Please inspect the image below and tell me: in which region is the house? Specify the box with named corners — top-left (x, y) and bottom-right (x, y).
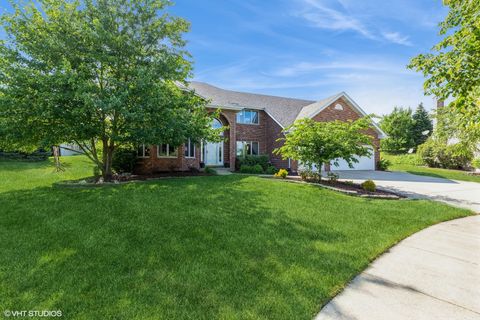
top-left (135, 81), bottom-right (386, 173)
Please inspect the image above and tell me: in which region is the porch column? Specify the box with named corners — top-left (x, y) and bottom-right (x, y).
top-left (229, 113), bottom-right (236, 171)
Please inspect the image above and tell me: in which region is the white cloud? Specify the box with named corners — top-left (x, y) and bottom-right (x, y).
top-left (296, 0), bottom-right (414, 46)
top-left (382, 31), bottom-right (412, 46)
top-left (298, 0), bottom-right (375, 39)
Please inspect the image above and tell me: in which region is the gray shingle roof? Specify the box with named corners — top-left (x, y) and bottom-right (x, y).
top-left (189, 81), bottom-right (316, 127)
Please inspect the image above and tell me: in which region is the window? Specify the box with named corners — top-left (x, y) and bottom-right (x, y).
top-left (184, 139), bottom-right (195, 158)
top-left (137, 144), bottom-right (151, 158)
top-left (236, 141), bottom-right (259, 157)
top-left (236, 109), bottom-right (259, 124)
top-left (157, 144), bottom-right (178, 158)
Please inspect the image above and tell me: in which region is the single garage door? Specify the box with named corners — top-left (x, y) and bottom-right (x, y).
top-left (331, 147), bottom-right (375, 171)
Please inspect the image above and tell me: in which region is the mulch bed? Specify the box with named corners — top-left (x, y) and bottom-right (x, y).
top-left (266, 176), bottom-right (405, 199)
top-left (55, 171), bottom-right (214, 187)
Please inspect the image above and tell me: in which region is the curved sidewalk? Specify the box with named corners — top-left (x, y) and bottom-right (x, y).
top-left (315, 215), bottom-right (480, 320)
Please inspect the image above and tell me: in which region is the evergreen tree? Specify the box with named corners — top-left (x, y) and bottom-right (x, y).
top-left (412, 103), bottom-right (433, 147)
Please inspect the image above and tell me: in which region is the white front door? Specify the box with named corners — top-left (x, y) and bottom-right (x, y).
top-left (205, 142), bottom-right (223, 166)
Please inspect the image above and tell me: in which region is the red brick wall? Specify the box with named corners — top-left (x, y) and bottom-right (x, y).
top-left (311, 97), bottom-right (381, 169)
top-left (235, 111), bottom-right (268, 154)
top-left (135, 144), bottom-right (201, 174)
top-left (265, 115), bottom-right (290, 169)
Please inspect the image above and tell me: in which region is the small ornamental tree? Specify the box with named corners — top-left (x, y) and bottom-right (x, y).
top-left (274, 117), bottom-right (374, 171)
top-left (0, 0), bottom-right (220, 180)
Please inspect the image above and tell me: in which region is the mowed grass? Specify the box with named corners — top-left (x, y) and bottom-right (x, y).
top-left (0, 157), bottom-right (471, 319)
top-left (383, 153), bottom-right (480, 183)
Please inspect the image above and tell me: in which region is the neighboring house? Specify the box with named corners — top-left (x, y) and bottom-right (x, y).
top-left (136, 81), bottom-right (386, 173)
top-left (59, 143), bottom-right (83, 156)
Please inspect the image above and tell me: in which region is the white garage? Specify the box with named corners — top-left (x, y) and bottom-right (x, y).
top-left (299, 147), bottom-right (376, 171)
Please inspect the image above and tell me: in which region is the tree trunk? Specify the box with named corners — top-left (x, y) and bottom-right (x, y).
top-left (52, 146), bottom-right (64, 172)
top-left (101, 139), bottom-right (114, 182)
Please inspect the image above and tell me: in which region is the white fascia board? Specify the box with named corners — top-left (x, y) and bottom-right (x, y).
top-left (263, 109), bottom-right (285, 129)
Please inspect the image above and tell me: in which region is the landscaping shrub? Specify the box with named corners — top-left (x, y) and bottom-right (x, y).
top-left (239, 165), bottom-right (253, 173)
top-left (236, 155), bottom-right (269, 171)
top-left (361, 179), bottom-right (376, 192)
top-left (204, 167), bottom-right (217, 175)
top-left (239, 164), bottom-right (263, 174)
top-left (377, 158), bottom-right (391, 171)
top-left (417, 139), bottom-right (473, 169)
top-left (274, 168), bottom-right (288, 179)
top-left (0, 149), bottom-right (51, 161)
top-left (326, 171), bottom-right (339, 183)
top-left (299, 168), bottom-right (321, 182)
top-left (265, 166), bottom-right (278, 175)
top-left (472, 158), bottom-right (480, 171)
top-left (112, 148), bottom-right (137, 173)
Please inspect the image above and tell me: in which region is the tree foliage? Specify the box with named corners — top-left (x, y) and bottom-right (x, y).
top-left (408, 0), bottom-right (480, 148)
top-left (274, 118), bottom-right (374, 170)
top-left (0, 0), bottom-right (219, 179)
top-left (412, 103), bottom-right (433, 147)
top-left (379, 107), bottom-right (415, 153)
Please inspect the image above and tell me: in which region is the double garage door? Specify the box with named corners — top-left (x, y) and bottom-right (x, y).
top-left (302, 147), bottom-right (375, 171)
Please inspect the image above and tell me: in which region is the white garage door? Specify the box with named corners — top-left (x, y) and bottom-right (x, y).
top-left (331, 148), bottom-right (375, 171)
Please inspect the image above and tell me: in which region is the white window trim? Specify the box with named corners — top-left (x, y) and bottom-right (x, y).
top-left (157, 144), bottom-right (178, 158)
top-left (137, 144), bottom-right (150, 158)
top-left (237, 109), bottom-right (260, 125)
top-left (185, 139), bottom-right (195, 159)
top-left (237, 141), bottom-right (260, 157)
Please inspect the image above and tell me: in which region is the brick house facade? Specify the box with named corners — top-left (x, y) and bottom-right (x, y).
top-left (135, 82), bottom-right (385, 174)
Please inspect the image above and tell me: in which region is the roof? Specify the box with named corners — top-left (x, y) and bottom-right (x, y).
top-left (188, 81), bottom-right (386, 138)
top-left (189, 81), bottom-right (314, 127)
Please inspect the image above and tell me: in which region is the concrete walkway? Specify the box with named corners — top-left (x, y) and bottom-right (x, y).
top-left (315, 215), bottom-right (480, 320)
top-left (315, 171), bottom-right (480, 320)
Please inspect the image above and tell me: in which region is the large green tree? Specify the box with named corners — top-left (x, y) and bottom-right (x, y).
top-left (379, 107), bottom-right (415, 153)
top-left (412, 103), bottom-right (433, 147)
top-left (0, 0), bottom-right (218, 180)
top-left (274, 118), bottom-right (374, 170)
top-left (408, 0), bottom-right (480, 149)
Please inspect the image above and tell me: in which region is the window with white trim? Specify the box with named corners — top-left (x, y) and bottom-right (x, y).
top-left (184, 139), bottom-right (195, 158)
top-left (157, 144), bottom-right (178, 158)
top-left (236, 141), bottom-right (259, 157)
top-left (236, 109), bottom-right (259, 124)
top-left (137, 144), bottom-right (151, 158)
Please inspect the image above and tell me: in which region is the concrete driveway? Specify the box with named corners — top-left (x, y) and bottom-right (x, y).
top-left (315, 171), bottom-right (480, 320)
top-left (334, 170), bottom-right (480, 212)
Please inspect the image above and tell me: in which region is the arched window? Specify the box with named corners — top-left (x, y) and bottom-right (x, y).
top-left (212, 118), bottom-right (224, 136)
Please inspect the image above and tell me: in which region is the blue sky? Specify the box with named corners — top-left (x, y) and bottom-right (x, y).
top-left (0, 0), bottom-right (447, 115)
top-left (168, 0), bottom-right (447, 115)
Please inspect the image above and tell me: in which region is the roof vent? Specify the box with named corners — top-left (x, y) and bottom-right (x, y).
top-left (334, 103), bottom-right (344, 111)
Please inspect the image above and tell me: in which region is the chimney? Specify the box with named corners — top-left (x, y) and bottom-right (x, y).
top-left (436, 99), bottom-right (444, 109)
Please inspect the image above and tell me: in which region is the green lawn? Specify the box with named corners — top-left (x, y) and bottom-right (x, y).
top-left (0, 157), bottom-right (471, 319)
top-left (383, 153), bottom-right (480, 183)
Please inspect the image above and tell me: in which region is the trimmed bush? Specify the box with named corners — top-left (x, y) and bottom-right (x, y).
top-left (204, 167), bottom-right (217, 175)
top-left (112, 148), bottom-right (137, 173)
top-left (265, 166), bottom-right (278, 175)
top-left (377, 158), bottom-right (391, 171)
top-left (361, 179), bottom-right (376, 192)
top-left (239, 164), bottom-right (263, 174)
top-left (417, 139), bottom-right (473, 169)
top-left (236, 155), bottom-right (269, 171)
top-left (274, 169), bottom-right (288, 179)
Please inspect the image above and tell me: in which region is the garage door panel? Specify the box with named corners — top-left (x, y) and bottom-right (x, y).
top-left (331, 148), bottom-right (375, 171)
